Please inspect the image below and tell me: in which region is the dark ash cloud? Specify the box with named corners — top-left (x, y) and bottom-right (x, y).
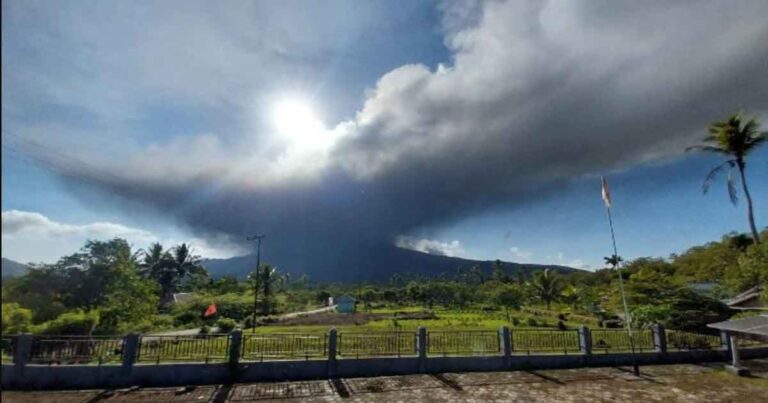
top-left (7, 1), bottom-right (768, 276)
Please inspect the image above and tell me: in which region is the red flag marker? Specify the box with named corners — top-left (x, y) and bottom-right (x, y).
top-left (204, 303), bottom-right (217, 318)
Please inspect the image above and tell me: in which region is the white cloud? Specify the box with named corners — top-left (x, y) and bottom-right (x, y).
top-left (546, 252), bottom-right (590, 270)
top-left (2, 210), bottom-right (156, 242)
top-left (509, 246), bottom-right (533, 262)
top-left (395, 236), bottom-right (465, 257)
top-left (1, 210), bottom-right (246, 263)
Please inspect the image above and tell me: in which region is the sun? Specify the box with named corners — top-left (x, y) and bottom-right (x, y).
top-left (273, 99), bottom-right (324, 144)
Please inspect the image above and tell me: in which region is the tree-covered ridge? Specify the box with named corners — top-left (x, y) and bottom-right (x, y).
top-left (2, 228), bottom-right (765, 336)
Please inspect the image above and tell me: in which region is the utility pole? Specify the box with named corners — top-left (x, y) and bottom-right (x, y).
top-left (247, 234), bottom-right (265, 334)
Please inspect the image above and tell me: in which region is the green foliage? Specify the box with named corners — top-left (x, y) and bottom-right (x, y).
top-left (152, 315), bottom-right (174, 330)
top-left (688, 112), bottom-right (765, 243)
top-left (673, 234), bottom-right (746, 281)
top-left (34, 310), bottom-right (100, 335)
top-left (199, 324), bottom-right (210, 335)
top-left (140, 243), bottom-right (209, 304)
top-left (215, 318), bottom-right (237, 333)
top-left (662, 290), bottom-right (731, 330)
top-left (176, 293), bottom-right (253, 322)
top-left (97, 250), bottom-right (158, 334)
top-left (725, 240), bottom-right (768, 293)
top-left (531, 269), bottom-right (563, 309)
top-left (205, 276), bottom-right (246, 294)
top-left (2, 270), bottom-right (68, 323)
top-left (491, 260), bottom-right (507, 282)
top-left (630, 304), bottom-right (673, 328)
top-left (248, 264), bottom-right (284, 315)
top-left (493, 284), bottom-right (525, 311)
top-left (173, 311), bottom-right (201, 327)
top-left (1, 303), bottom-right (33, 334)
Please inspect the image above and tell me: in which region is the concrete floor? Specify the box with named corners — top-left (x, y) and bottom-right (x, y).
top-left (3, 359), bottom-right (767, 402)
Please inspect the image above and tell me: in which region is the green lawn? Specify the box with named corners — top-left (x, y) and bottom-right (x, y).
top-left (246, 305), bottom-right (596, 334)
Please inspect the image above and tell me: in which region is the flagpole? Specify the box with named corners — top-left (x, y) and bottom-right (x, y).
top-left (602, 178), bottom-right (640, 377)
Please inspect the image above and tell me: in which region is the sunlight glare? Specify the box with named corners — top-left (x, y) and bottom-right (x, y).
top-left (273, 99), bottom-right (325, 147)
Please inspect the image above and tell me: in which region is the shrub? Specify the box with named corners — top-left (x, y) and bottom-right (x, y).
top-left (243, 316), bottom-right (257, 329)
top-left (511, 317), bottom-right (521, 326)
top-left (603, 319), bottom-right (622, 328)
top-left (1, 303), bottom-right (33, 334)
top-left (525, 317), bottom-right (538, 327)
top-left (216, 318), bottom-right (237, 333)
top-left (152, 315), bottom-right (174, 330)
top-left (199, 324), bottom-right (210, 335)
top-left (176, 293), bottom-right (253, 321)
top-left (34, 310), bottom-right (100, 335)
top-left (173, 311), bottom-right (200, 327)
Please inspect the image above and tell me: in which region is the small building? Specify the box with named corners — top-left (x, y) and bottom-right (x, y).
top-left (335, 295), bottom-right (356, 313)
top-left (708, 314), bottom-right (768, 376)
top-left (727, 286), bottom-right (767, 311)
top-left (172, 292), bottom-right (195, 305)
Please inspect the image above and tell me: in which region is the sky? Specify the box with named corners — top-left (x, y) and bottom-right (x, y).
top-left (2, 0), bottom-right (767, 271)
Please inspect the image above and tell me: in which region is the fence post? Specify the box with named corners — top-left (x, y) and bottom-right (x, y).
top-left (652, 324), bottom-right (667, 354)
top-left (121, 333), bottom-right (139, 370)
top-left (500, 326), bottom-right (511, 367)
top-left (578, 326), bottom-right (592, 355)
top-left (229, 329), bottom-right (242, 371)
top-left (13, 334), bottom-right (33, 368)
top-left (417, 327), bottom-right (427, 373)
top-left (327, 328), bottom-right (338, 378)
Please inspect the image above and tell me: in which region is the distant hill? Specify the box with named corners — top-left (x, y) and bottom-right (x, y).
top-left (202, 245), bottom-right (580, 282)
top-left (1, 258), bottom-right (29, 278)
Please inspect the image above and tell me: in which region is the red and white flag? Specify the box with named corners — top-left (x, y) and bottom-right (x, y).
top-left (204, 303), bottom-right (217, 318)
top-left (601, 176), bottom-right (612, 208)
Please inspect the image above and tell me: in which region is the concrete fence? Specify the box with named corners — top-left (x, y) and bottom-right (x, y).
top-left (3, 325), bottom-right (767, 390)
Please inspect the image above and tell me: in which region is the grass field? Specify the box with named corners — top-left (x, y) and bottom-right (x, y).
top-left (245, 304), bottom-right (593, 334)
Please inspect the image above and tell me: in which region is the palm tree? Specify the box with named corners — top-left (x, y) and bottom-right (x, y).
top-left (531, 269), bottom-right (562, 309)
top-left (144, 243), bottom-right (207, 304)
top-left (687, 112), bottom-right (766, 244)
top-left (603, 254), bottom-right (623, 269)
top-left (561, 285), bottom-right (582, 310)
top-left (259, 264), bottom-right (281, 315)
top-left (140, 243), bottom-right (173, 301)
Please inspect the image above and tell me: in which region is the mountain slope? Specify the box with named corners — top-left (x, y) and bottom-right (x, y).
top-left (202, 246), bottom-right (579, 282)
top-left (1, 257), bottom-right (29, 278)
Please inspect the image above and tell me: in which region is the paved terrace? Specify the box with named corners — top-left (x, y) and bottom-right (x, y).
top-left (3, 359), bottom-right (767, 402)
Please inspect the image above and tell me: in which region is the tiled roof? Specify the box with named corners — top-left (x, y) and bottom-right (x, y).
top-left (726, 285), bottom-right (764, 306)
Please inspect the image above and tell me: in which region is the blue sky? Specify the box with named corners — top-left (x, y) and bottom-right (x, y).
top-left (2, 1), bottom-right (767, 270)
